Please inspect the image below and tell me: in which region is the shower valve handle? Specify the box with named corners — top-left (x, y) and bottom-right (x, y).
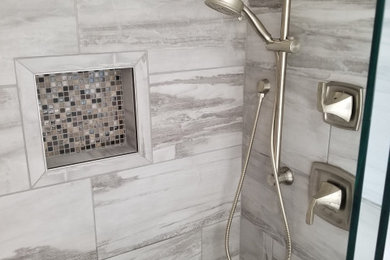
top-left (306, 182), bottom-right (342, 225)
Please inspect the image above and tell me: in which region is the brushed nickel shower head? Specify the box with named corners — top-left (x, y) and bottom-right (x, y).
top-left (204, 0), bottom-right (274, 44)
top-left (204, 0), bottom-right (244, 17)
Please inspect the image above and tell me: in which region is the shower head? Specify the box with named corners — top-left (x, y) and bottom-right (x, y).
top-left (204, 0), bottom-right (274, 44)
top-left (204, 0), bottom-right (244, 17)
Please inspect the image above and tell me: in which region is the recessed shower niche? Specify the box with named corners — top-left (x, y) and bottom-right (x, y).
top-left (16, 52), bottom-right (152, 186)
top-left (36, 68), bottom-right (137, 169)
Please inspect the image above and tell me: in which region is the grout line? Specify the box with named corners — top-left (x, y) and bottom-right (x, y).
top-left (0, 145), bottom-right (242, 199)
top-left (89, 179), bottom-right (100, 260)
top-left (103, 230), bottom-right (200, 260)
top-left (326, 125), bottom-right (332, 163)
top-left (0, 178), bottom-right (85, 199)
top-left (74, 0), bottom-right (81, 54)
top-left (0, 84), bottom-right (17, 89)
top-left (148, 65), bottom-right (245, 77)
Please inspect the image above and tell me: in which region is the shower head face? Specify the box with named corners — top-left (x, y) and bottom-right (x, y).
top-left (204, 0), bottom-right (244, 17)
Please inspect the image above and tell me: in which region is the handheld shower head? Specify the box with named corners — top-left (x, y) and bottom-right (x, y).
top-left (204, 0), bottom-right (244, 17)
top-left (204, 0), bottom-right (274, 44)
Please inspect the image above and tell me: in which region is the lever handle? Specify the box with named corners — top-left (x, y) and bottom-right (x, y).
top-left (322, 91), bottom-right (353, 122)
top-left (306, 182), bottom-right (342, 225)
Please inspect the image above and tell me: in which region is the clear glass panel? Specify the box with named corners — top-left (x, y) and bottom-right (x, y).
top-left (348, 0), bottom-right (390, 258)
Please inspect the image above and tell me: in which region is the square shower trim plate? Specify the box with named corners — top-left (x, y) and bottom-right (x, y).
top-left (309, 162), bottom-right (355, 231)
top-left (317, 81), bottom-right (363, 131)
top-left (15, 52), bottom-right (152, 187)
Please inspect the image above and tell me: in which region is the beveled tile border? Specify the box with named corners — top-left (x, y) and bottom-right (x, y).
top-left (15, 52), bottom-right (152, 187)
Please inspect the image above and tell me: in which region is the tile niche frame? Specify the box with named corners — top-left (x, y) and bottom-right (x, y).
top-left (15, 52), bottom-right (152, 187)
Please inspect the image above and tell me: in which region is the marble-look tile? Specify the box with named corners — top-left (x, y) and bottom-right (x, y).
top-left (92, 146), bottom-right (241, 259)
top-left (245, 9), bottom-right (282, 68)
top-left (0, 0), bottom-right (78, 85)
top-left (240, 216), bottom-right (271, 260)
top-left (249, 0), bottom-right (282, 9)
top-left (242, 151), bottom-right (349, 260)
top-left (0, 180), bottom-right (96, 259)
top-left (289, 0), bottom-right (375, 77)
top-left (108, 232), bottom-right (201, 260)
top-left (271, 238), bottom-right (304, 260)
top-left (244, 64), bottom-right (331, 175)
top-left (244, 11), bottom-right (331, 175)
top-left (0, 86), bottom-right (29, 195)
top-left (202, 217), bottom-right (240, 260)
top-left (240, 216), bottom-right (305, 260)
top-left (281, 70), bottom-right (331, 174)
top-left (77, 0), bottom-right (246, 73)
top-left (150, 67), bottom-right (244, 162)
top-left (243, 65), bottom-right (276, 159)
top-left (242, 0), bottom-right (375, 259)
top-left (148, 47), bottom-right (245, 75)
top-left (328, 127), bottom-right (361, 175)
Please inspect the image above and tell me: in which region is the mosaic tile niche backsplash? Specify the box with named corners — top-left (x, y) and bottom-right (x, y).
top-left (35, 68), bottom-right (137, 169)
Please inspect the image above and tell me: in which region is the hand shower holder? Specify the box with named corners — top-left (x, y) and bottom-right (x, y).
top-left (266, 38), bottom-right (300, 53)
top-left (267, 166), bottom-right (294, 186)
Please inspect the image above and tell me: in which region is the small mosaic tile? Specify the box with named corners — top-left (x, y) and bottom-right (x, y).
top-left (35, 69), bottom-right (130, 159)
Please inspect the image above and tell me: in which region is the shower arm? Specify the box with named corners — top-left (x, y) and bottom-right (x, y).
top-left (242, 5), bottom-right (299, 53)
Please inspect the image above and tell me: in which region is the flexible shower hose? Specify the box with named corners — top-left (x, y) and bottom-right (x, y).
top-left (224, 88), bottom-right (292, 260)
top-left (224, 91), bottom-right (266, 260)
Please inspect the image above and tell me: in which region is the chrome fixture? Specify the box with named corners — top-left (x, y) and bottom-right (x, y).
top-left (204, 0), bottom-right (297, 259)
top-left (223, 79), bottom-right (270, 260)
top-left (318, 81), bottom-right (363, 131)
top-left (307, 162), bottom-right (355, 231)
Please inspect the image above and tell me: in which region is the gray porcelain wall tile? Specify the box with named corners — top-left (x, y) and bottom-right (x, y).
top-left (242, 151), bottom-right (349, 260)
top-left (240, 216), bottom-right (270, 260)
top-left (245, 10), bottom-right (282, 68)
top-left (147, 47), bottom-right (245, 75)
top-left (289, 0), bottom-right (375, 77)
top-left (91, 146), bottom-right (241, 259)
top-left (249, 0), bottom-right (282, 8)
top-left (240, 216), bottom-right (304, 260)
top-left (244, 66), bottom-right (330, 175)
top-left (202, 217), bottom-right (240, 260)
top-left (244, 10), bottom-right (330, 175)
top-left (242, 65), bottom-right (275, 159)
top-left (77, 0), bottom-right (246, 73)
top-left (281, 70), bottom-right (331, 174)
top-left (150, 67), bottom-right (244, 162)
top-left (108, 231), bottom-right (201, 260)
top-left (0, 86), bottom-right (29, 195)
top-left (271, 238), bottom-right (303, 260)
top-left (0, 180), bottom-right (96, 260)
top-left (0, 0), bottom-right (78, 85)
top-left (328, 127), bottom-right (361, 175)
top-left (242, 0), bottom-right (374, 257)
